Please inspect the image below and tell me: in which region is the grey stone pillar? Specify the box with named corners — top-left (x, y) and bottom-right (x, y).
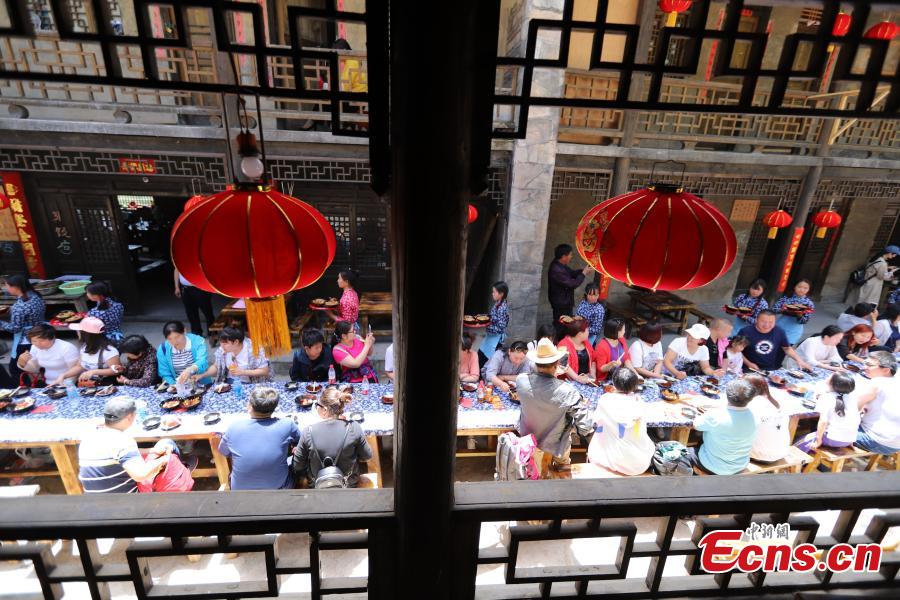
top-left (501, 0), bottom-right (565, 343)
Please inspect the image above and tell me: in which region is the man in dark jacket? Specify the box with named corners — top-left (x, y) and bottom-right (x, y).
top-left (290, 329), bottom-right (336, 382)
top-left (548, 244), bottom-right (592, 336)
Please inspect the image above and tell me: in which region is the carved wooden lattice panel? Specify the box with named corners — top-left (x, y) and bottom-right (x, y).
top-left (550, 169), bottom-right (612, 204)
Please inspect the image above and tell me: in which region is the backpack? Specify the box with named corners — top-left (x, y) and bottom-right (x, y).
top-left (849, 260), bottom-right (878, 287)
top-left (495, 432), bottom-right (540, 481)
top-left (651, 441), bottom-right (693, 476)
top-left (309, 422), bottom-right (352, 489)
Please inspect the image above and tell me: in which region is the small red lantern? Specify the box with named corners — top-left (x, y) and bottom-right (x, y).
top-left (575, 184), bottom-right (737, 291)
top-left (467, 204), bottom-right (478, 224)
top-left (812, 210), bottom-right (842, 239)
top-left (762, 210), bottom-right (793, 239)
top-left (865, 21), bottom-right (899, 40)
top-left (171, 185), bottom-right (336, 356)
top-left (658, 0), bottom-right (692, 27)
top-left (832, 12), bottom-right (852, 37)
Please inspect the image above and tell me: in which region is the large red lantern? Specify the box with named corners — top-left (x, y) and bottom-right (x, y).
top-left (865, 21), bottom-right (899, 40)
top-left (171, 184), bottom-right (336, 356)
top-left (762, 209), bottom-right (793, 239)
top-left (467, 204), bottom-right (478, 224)
top-left (832, 12), bottom-right (852, 37)
top-left (812, 210), bottom-right (842, 239)
top-left (183, 194), bottom-right (207, 212)
top-left (658, 0), bottom-right (691, 27)
top-left (575, 184), bottom-right (736, 291)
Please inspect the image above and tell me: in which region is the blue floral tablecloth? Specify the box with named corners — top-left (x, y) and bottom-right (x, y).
top-left (0, 365), bottom-right (844, 444)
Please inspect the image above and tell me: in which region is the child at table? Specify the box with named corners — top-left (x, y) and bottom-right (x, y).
top-left (724, 335), bottom-right (748, 376)
top-left (795, 373), bottom-right (859, 454)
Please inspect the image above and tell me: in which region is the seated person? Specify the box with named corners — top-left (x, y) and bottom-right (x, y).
top-left (290, 329), bottom-right (335, 382)
top-left (116, 335), bottom-right (158, 388)
top-left (78, 397), bottom-right (171, 493)
top-left (197, 327), bottom-right (272, 384)
top-left (688, 379), bottom-right (757, 475)
top-left (527, 324), bottom-right (556, 353)
top-left (785, 325), bottom-right (844, 371)
top-left (724, 336), bottom-right (749, 376)
top-left (587, 368), bottom-right (654, 476)
top-left (62, 317), bottom-right (123, 385)
top-left (459, 333), bottom-right (479, 383)
top-left (331, 321), bottom-right (378, 383)
top-left (836, 302), bottom-right (878, 332)
top-left (855, 352), bottom-right (900, 455)
top-left (16, 324), bottom-right (79, 386)
top-left (738, 310), bottom-right (812, 372)
top-left (216, 387), bottom-right (301, 490)
top-left (745, 375), bottom-right (789, 463)
top-left (663, 323), bottom-right (717, 379)
top-left (483, 341), bottom-right (533, 393)
top-left (384, 343), bottom-right (394, 381)
top-left (704, 318), bottom-right (733, 374)
top-left (837, 324), bottom-right (875, 363)
top-left (629, 323), bottom-right (664, 380)
top-left (594, 318), bottom-right (637, 382)
top-left (795, 373), bottom-right (858, 454)
top-left (157, 320), bottom-right (211, 386)
top-left (293, 386), bottom-right (373, 488)
top-left (556, 317), bottom-right (595, 384)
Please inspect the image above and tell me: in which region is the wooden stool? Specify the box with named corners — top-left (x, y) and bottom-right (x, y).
top-left (865, 450), bottom-right (900, 472)
top-left (804, 445), bottom-right (875, 473)
top-left (746, 447), bottom-right (811, 474)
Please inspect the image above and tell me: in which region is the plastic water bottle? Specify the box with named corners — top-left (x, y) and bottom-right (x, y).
top-left (233, 378), bottom-right (244, 401)
top-left (362, 375), bottom-right (370, 396)
top-left (135, 399), bottom-right (148, 422)
top-left (328, 365), bottom-right (336, 384)
top-left (66, 381), bottom-right (77, 401)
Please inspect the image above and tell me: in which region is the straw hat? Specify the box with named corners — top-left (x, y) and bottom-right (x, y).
top-left (526, 338), bottom-right (568, 364)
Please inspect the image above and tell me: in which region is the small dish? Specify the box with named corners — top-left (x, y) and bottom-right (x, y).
top-left (475, 315), bottom-right (490, 323)
top-left (180, 395), bottom-right (202, 409)
top-left (45, 389), bottom-right (66, 400)
top-left (295, 394), bottom-right (316, 409)
top-left (155, 382), bottom-right (170, 393)
top-left (786, 370), bottom-right (805, 379)
top-left (142, 416), bottom-right (161, 430)
top-left (12, 386), bottom-right (30, 398)
top-left (680, 406), bottom-right (697, 419)
top-left (657, 380), bottom-right (673, 390)
top-left (509, 391), bottom-right (520, 403)
top-left (460, 382), bottom-right (478, 393)
top-left (842, 363), bottom-right (861, 373)
top-left (801, 398), bottom-right (817, 410)
top-left (382, 393), bottom-right (394, 405)
top-left (203, 412), bottom-right (221, 426)
top-left (96, 385), bottom-right (117, 397)
top-left (11, 398), bottom-right (35, 413)
top-left (160, 416), bottom-right (181, 431)
top-left (213, 383), bottom-right (232, 394)
top-left (786, 385), bottom-right (808, 398)
top-left (160, 398), bottom-right (181, 410)
top-left (306, 383), bottom-right (323, 394)
top-left (768, 375), bottom-right (786, 388)
top-left (603, 384), bottom-right (616, 394)
top-left (285, 382), bottom-right (300, 391)
top-left (80, 387), bottom-right (98, 396)
top-left (346, 411), bottom-right (364, 422)
top-left (660, 389), bottom-right (679, 402)
top-left (700, 384), bottom-right (720, 398)
top-left (705, 376), bottom-right (719, 386)
top-left (0, 400), bottom-right (11, 411)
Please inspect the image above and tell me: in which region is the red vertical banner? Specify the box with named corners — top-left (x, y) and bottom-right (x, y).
top-left (598, 274), bottom-right (611, 300)
top-left (337, 0), bottom-right (346, 39)
top-left (777, 227), bottom-right (804, 293)
top-left (0, 172), bottom-right (46, 278)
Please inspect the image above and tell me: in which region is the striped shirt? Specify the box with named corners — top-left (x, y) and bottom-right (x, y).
top-left (171, 337), bottom-right (194, 376)
top-left (78, 428), bottom-right (142, 493)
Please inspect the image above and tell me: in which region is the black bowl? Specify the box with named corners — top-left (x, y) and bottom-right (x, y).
top-left (143, 416), bottom-right (161, 430)
top-left (159, 398), bottom-right (182, 411)
top-left (203, 412), bottom-right (221, 426)
top-left (10, 399), bottom-right (35, 413)
top-left (295, 394), bottom-right (316, 409)
top-left (843, 363), bottom-right (861, 373)
top-left (700, 384), bottom-right (720, 398)
top-left (346, 411), bottom-right (364, 422)
top-left (285, 382), bottom-right (300, 391)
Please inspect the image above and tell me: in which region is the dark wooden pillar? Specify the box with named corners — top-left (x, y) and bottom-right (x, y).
top-left (388, 1), bottom-right (498, 597)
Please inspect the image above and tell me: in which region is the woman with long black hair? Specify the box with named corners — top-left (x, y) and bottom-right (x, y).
top-left (0, 274), bottom-right (45, 381)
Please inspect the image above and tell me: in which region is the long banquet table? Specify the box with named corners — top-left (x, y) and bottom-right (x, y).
top-left (0, 365), bottom-right (845, 494)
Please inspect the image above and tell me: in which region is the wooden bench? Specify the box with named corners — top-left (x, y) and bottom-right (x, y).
top-left (552, 462), bottom-right (653, 479)
top-left (606, 304), bottom-right (648, 337)
top-left (746, 447), bottom-right (812, 474)
top-left (290, 311), bottom-right (315, 345)
top-left (803, 445), bottom-right (875, 473)
top-left (0, 484), bottom-right (39, 497)
top-left (688, 307), bottom-right (716, 327)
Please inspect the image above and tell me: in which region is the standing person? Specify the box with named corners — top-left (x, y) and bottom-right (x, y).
top-left (556, 318), bottom-right (595, 384)
top-left (576, 284), bottom-right (605, 346)
top-left (16, 324), bottom-right (80, 386)
top-left (629, 323), bottom-right (665, 380)
top-left (731, 279), bottom-right (769, 328)
top-left (688, 379), bottom-right (757, 475)
top-left (459, 333), bottom-right (480, 383)
top-left (85, 281), bottom-right (125, 342)
top-left (156, 321), bottom-right (211, 386)
top-left (704, 318), bottom-right (733, 374)
top-left (197, 327), bottom-right (272, 384)
top-left (115, 335), bottom-right (158, 388)
top-left (1, 274), bottom-right (45, 382)
top-left (786, 325), bottom-right (844, 371)
top-left (217, 387), bottom-right (301, 490)
top-left (795, 373), bottom-right (859, 454)
top-left (478, 282), bottom-right (509, 367)
top-left (745, 375), bottom-right (790, 463)
top-left (327, 270), bottom-right (361, 332)
top-left (854, 352), bottom-right (900, 455)
top-left (836, 324), bottom-right (875, 363)
top-left (594, 318), bottom-right (637, 382)
top-left (548, 244), bottom-right (592, 339)
top-left (773, 279), bottom-right (815, 346)
top-left (60, 317), bottom-right (122, 385)
top-left (517, 338), bottom-right (593, 474)
top-left (587, 368), bottom-right (654, 475)
top-left (331, 321), bottom-right (378, 383)
top-left (78, 397), bottom-right (171, 494)
top-left (290, 329), bottom-right (335, 383)
top-left (850, 246), bottom-right (899, 307)
top-left (174, 267), bottom-right (215, 337)
top-left (293, 386), bottom-right (373, 488)
top-left (662, 323), bottom-right (719, 379)
top-left (738, 310), bottom-right (813, 372)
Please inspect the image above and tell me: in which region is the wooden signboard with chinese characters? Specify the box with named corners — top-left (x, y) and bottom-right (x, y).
top-left (0, 172), bottom-right (45, 278)
top-left (730, 199), bottom-right (760, 223)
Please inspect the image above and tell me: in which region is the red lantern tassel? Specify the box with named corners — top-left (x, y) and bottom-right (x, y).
top-left (767, 227), bottom-right (778, 239)
top-left (815, 227), bottom-right (827, 239)
top-left (245, 296), bottom-right (292, 359)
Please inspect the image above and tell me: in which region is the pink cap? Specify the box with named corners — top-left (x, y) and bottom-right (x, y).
top-left (69, 316), bottom-right (105, 334)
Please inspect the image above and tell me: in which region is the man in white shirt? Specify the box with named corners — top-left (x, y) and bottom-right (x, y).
top-left (856, 351), bottom-right (900, 454)
top-left (17, 324), bottom-right (80, 385)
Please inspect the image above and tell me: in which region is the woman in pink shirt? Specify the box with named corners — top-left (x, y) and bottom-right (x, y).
top-left (331, 320), bottom-right (378, 383)
top-left (460, 332), bottom-right (480, 382)
top-left (328, 270), bottom-right (360, 332)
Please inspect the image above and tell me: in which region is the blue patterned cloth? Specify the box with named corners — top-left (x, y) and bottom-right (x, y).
top-left (576, 300), bottom-right (605, 337)
top-left (0, 292), bottom-right (46, 351)
top-left (774, 295), bottom-right (815, 345)
top-left (732, 294), bottom-right (768, 326)
top-left (88, 299), bottom-right (125, 341)
top-left (486, 300), bottom-right (509, 336)
top-left (888, 288), bottom-right (900, 306)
